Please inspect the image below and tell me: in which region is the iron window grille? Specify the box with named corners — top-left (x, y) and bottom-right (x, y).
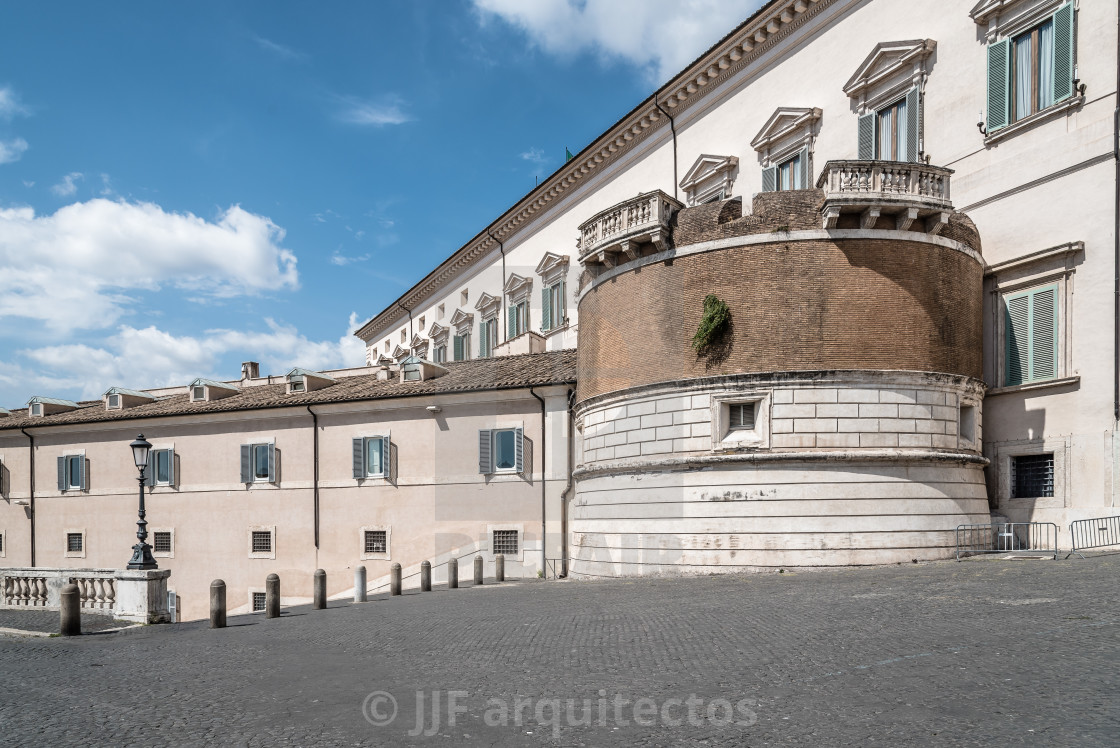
top-left (66, 532), bottom-right (83, 553)
top-left (1012, 453), bottom-right (1055, 498)
top-left (153, 532), bottom-right (172, 553)
top-left (364, 530), bottom-right (387, 555)
top-left (251, 530), bottom-right (273, 554)
top-left (492, 530), bottom-right (519, 556)
top-left (252, 592), bottom-right (266, 612)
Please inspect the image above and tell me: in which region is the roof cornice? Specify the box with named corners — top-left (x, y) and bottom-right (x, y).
top-left (354, 0), bottom-right (839, 343)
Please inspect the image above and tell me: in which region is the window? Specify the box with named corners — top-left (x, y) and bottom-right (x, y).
top-left (1004, 285), bottom-right (1057, 386)
top-left (433, 345), bottom-right (447, 363)
top-left (985, 3), bottom-right (1075, 134)
top-left (67, 532), bottom-right (83, 553)
top-left (453, 333), bottom-right (470, 361)
top-left (289, 375), bottom-right (305, 392)
top-left (1012, 453), bottom-right (1054, 498)
top-left (57, 454), bottom-right (86, 492)
top-left (437, 304), bottom-right (445, 319)
top-left (364, 530), bottom-right (387, 555)
top-left (492, 529), bottom-right (519, 556)
top-left (876, 96), bottom-right (908, 161)
top-left (856, 88), bottom-right (919, 162)
top-left (959, 404), bottom-right (978, 444)
top-left (191, 385), bottom-right (205, 401)
top-left (479, 427), bottom-right (525, 474)
top-left (108, 394), bottom-right (121, 408)
top-left (0, 532), bottom-right (5, 556)
top-left (541, 281), bottom-right (565, 332)
top-left (240, 443), bottom-right (277, 484)
top-left (146, 448), bottom-right (174, 487)
top-left (729, 402), bottom-right (756, 431)
top-left (352, 436), bottom-right (390, 480)
top-left (507, 300), bottom-right (528, 339)
top-left (252, 591), bottom-right (267, 612)
top-left (418, 315), bottom-right (425, 330)
top-left (251, 530), bottom-right (272, 553)
top-left (153, 531), bottom-right (172, 554)
top-left (359, 526), bottom-right (392, 559)
top-left (711, 394), bottom-right (771, 449)
top-left (248, 527), bottom-right (276, 558)
top-left (480, 318), bottom-right (498, 358)
top-left (30, 403), bottom-right (41, 417)
top-left (460, 290), bottom-right (469, 306)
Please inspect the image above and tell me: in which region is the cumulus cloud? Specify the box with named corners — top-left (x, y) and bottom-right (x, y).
top-left (15, 314), bottom-right (366, 402)
top-left (51, 171), bottom-right (83, 196)
top-left (0, 199), bottom-right (299, 332)
top-left (336, 96), bottom-right (411, 126)
top-left (473, 0), bottom-right (765, 83)
top-left (0, 86), bottom-right (28, 120)
top-left (0, 137), bottom-right (28, 164)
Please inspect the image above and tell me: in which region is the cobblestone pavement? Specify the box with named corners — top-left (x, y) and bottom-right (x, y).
top-left (1, 556), bottom-right (1117, 747)
top-left (0, 608), bottom-right (136, 635)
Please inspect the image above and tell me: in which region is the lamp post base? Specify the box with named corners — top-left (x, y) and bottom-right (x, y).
top-left (127, 542), bottom-right (158, 570)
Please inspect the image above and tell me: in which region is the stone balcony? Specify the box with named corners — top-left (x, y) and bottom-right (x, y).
top-left (816, 160), bottom-right (953, 234)
top-left (1, 567), bottom-right (172, 623)
top-left (577, 189), bottom-right (682, 267)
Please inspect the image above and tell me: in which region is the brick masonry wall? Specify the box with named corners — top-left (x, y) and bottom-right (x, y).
top-left (576, 234), bottom-right (983, 403)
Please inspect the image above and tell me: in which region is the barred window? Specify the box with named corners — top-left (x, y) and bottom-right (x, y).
top-left (252, 592), bottom-right (266, 612)
top-left (364, 530), bottom-right (387, 555)
top-left (492, 530), bottom-right (519, 555)
top-left (153, 532), bottom-right (172, 553)
top-left (251, 530), bottom-right (273, 553)
top-left (1012, 453), bottom-right (1054, 498)
top-left (66, 532), bottom-right (83, 553)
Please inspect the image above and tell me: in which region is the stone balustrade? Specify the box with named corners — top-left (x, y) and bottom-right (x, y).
top-left (0, 567), bottom-right (171, 623)
top-left (816, 159), bottom-right (953, 233)
top-left (577, 189), bottom-right (682, 267)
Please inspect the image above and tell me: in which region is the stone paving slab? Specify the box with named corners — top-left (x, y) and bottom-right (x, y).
top-left (1, 556), bottom-right (1117, 746)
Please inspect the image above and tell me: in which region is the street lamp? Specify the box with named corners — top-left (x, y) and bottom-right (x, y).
top-left (126, 433), bottom-right (157, 570)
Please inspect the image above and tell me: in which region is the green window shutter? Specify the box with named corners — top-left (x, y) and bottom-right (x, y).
top-left (541, 287), bottom-right (552, 331)
top-left (352, 437), bottom-right (365, 479)
top-left (987, 38), bottom-right (1012, 132)
top-left (1051, 2), bottom-right (1075, 104)
top-left (57, 456), bottom-right (66, 491)
top-left (1031, 286), bottom-right (1058, 380)
top-left (796, 146), bottom-right (809, 189)
top-left (453, 335), bottom-right (464, 361)
top-left (904, 87), bottom-right (920, 162)
top-left (514, 427), bottom-right (524, 474)
top-left (761, 165), bottom-right (777, 192)
top-left (1005, 293), bottom-right (1030, 386)
top-left (478, 429), bottom-right (492, 474)
top-left (857, 113), bottom-right (876, 159)
top-left (508, 305), bottom-right (516, 339)
top-left (267, 444), bottom-right (277, 483)
top-left (240, 444), bottom-right (252, 483)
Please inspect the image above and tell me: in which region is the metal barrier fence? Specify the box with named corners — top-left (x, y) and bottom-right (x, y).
top-left (1067, 515), bottom-right (1120, 559)
top-left (955, 523), bottom-right (1059, 560)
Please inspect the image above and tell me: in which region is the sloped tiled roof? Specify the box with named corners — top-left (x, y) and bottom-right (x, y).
top-left (0, 350), bottom-right (576, 431)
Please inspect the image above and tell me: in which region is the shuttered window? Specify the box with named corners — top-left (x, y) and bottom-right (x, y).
top-left (146, 448), bottom-right (175, 487)
top-left (1004, 285), bottom-right (1058, 386)
top-left (987, 2), bottom-right (1075, 133)
top-left (57, 454), bottom-right (86, 492)
top-left (480, 318), bottom-right (498, 358)
top-left (453, 333), bottom-right (470, 361)
top-left (508, 301), bottom-right (528, 339)
top-left (729, 402), bottom-right (757, 430)
top-left (352, 436), bottom-right (391, 480)
top-left (240, 443), bottom-right (277, 484)
top-left (479, 427), bottom-right (524, 474)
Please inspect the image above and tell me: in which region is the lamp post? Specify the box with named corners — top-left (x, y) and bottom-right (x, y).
top-left (126, 433), bottom-right (157, 570)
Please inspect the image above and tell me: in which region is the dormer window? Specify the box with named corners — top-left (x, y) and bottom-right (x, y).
top-left (191, 386), bottom-right (205, 401)
top-left (103, 387), bottom-right (156, 411)
top-left (108, 394), bottom-right (121, 409)
top-left (27, 396), bottom-right (79, 417)
top-left (188, 378), bottom-right (239, 403)
top-left (30, 403), bottom-right (41, 417)
top-left (285, 368), bottom-right (336, 394)
top-left (290, 376), bottom-right (305, 392)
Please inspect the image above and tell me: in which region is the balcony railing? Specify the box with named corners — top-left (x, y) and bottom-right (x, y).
top-left (816, 160), bottom-right (954, 233)
top-left (0, 566), bottom-right (172, 623)
top-left (577, 189), bottom-right (682, 266)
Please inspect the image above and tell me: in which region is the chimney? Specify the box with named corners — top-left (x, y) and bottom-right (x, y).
top-left (241, 361), bottom-right (260, 381)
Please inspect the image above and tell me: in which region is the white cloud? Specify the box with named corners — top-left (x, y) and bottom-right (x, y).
top-left (330, 252), bottom-right (371, 266)
top-left (0, 86), bottom-right (28, 121)
top-left (51, 171), bottom-right (83, 196)
top-left (0, 137), bottom-right (28, 164)
top-left (520, 147), bottom-right (548, 164)
top-left (0, 199), bottom-right (299, 333)
top-left (337, 96), bottom-right (411, 126)
top-left (15, 314), bottom-right (366, 402)
top-left (473, 0), bottom-right (765, 83)
top-left (251, 34), bottom-right (307, 61)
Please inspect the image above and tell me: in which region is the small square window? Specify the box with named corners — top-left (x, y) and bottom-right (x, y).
top-left (438, 304), bottom-right (445, 320)
top-left (959, 405), bottom-right (977, 444)
top-left (153, 531), bottom-right (172, 554)
top-left (191, 386), bottom-right (205, 401)
top-left (1012, 454), bottom-right (1054, 498)
top-left (364, 530), bottom-right (387, 555)
top-left (251, 530), bottom-right (272, 554)
top-left (461, 290), bottom-right (469, 306)
top-left (66, 532), bottom-right (83, 553)
top-left (30, 403), bottom-right (41, 417)
top-left (492, 530), bottom-right (519, 556)
top-left (108, 394), bottom-right (121, 408)
top-left (289, 376), bottom-right (305, 392)
top-left (729, 402), bottom-right (756, 431)
top-left (252, 591), bottom-right (267, 612)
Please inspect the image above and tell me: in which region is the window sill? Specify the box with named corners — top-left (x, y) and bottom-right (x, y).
top-left (984, 96), bottom-right (1084, 146)
top-left (542, 322), bottom-right (570, 338)
top-left (987, 375), bottom-right (1079, 397)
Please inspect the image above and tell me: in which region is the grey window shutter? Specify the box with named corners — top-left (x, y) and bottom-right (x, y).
top-left (57, 456), bottom-right (66, 491)
top-left (987, 38), bottom-right (1011, 132)
top-left (796, 146), bottom-right (809, 189)
top-left (761, 165), bottom-right (777, 192)
top-left (352, 437), bottom-right (365, 479)
top-left (385, 437), bottom-right (395, 484)
top-left (478, 429), bottom-right (492, 474)
top-left (240, 444), bottom-right (251, 483)
top-left (453, 335), bottom-right (463, 361)
top-left (1051, 2), bottom-right (1075, 104)
top-left (267, 443), bottom-right (277, 483)
top-left (541, 287), bottom-right (552, 331)
top-left (558, 281), bottom-right (566, 323)
top-left (904, 87), bottom-right (920, 162)
top-left (146, 452), bottom-right (156, 487)
top-left (857, 113), bottom-right (876, 159)
top-left (1031, 287), bottom-right (1058, 380)
top-left (522, 435), bottom-right (533, 478)
top-left (80, 458), bottom-right (88, 491)
top-left (168, 449), bottom-right (176, 487)
top-left (515, 427), bottom-right (524, 474)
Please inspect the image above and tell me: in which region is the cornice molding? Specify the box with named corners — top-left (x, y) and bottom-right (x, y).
top-left (354, 0), bottom-right (839, 343)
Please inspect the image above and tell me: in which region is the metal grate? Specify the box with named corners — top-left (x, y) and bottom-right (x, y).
top-left (251, 530), bottom-right (272, 553)
top-left (252, 592), bottom-right (266, 612)
top-left (492, 530), bottom-right (519, 555)
top-left (1012, 453), bottom-right (1054, 498)
top-left (364, 530), bottom-right (387, 555)
top-left (66, 532), bottom-right (83, 552)
top-left (153, 532), bottom-right (172, 553)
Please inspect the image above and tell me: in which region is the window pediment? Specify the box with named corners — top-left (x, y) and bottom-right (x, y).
top-left (843, 39), bottom-right (936, 106)
top-left (449, 308), bottom-right (474, 332)
top-left (751, 107), bottom-right (822, 153)
top-left (427, 322), bottom-right (449, 343)
top-left (679, 154), bottom-right (738, 206)
top-left (534, 252), bottom-right (570, 282)
top-left (473, 292), bottom-right (501, 319)
top-left (392, 344), bottom-right (410, 361)
top-left (503, 273), bottom-right (533, 302)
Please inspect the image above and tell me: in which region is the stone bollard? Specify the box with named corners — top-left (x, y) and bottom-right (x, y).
top-left (60, 583), bottom-right (80, 637)
top-left (266, 573), bottom-right (280, 619)
top-left (447, 559), bottom-right (458, 589)
top-left (390, 563), bottom-right (402, 596)
top-left (420, 560), bottom-right (431, 592)
top-left (210, 580), bottom-right (227, 629)
top-left (313, 569), bottom-right (327, 610)
top-left (354, 566), bottom-right (367, 603)
top-left (474, 554), bottom-right (484, 586)
top-left (495, 553), bottom-right (505, 582)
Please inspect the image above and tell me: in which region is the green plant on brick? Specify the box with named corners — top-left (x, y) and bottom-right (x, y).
top-left (692, 294), bottom-right (731, 354)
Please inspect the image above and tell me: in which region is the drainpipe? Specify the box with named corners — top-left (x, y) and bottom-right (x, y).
top-left (19, 426), bottom-right (34, 567)
top-left (1114, 5), bottom-right (1120, 423)
top-left (558, 388), bottom-right (575, 578)
top-left (488, 229), bottom-right (506, 343)
top-left (529, 387), bottom-right (547, 576)
top-left (306, 405), bottom-right (319, 552)
top-left (396, 302), bottom-right (413, 350)
top-left (655, 99), bottom-right (678, 200)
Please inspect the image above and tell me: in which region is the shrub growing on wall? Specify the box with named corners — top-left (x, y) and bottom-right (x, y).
top-left (692, 294), bottom-right (731, 354)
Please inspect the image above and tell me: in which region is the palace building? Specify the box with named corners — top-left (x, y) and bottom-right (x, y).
top-left (2, 0), bottom-right (1117, 619)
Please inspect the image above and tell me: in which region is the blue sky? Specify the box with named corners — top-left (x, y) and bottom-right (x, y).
top-left (0, 0), bottom-right (763, 408)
